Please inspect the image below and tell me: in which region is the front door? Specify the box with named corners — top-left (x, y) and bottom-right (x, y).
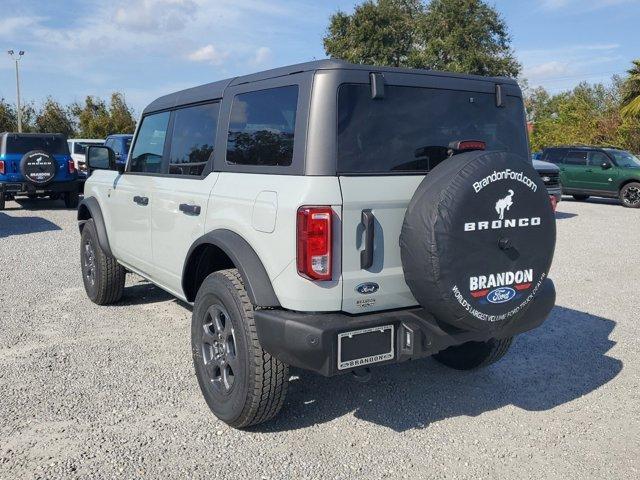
top-left (110, 110), bottom-right (170, 276)
top-left (586, 150), bottom-right (619, 192)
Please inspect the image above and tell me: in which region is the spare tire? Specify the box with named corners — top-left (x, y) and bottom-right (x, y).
top-left (20, 150), bottom-right (58, 186)
top-left (400, 151), bottom-right (556, 332)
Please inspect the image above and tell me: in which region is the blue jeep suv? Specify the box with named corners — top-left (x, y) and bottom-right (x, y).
top-left (104, 134), bottom-right (133, 168)
top-left (0, 132), bottom-right (80, 210)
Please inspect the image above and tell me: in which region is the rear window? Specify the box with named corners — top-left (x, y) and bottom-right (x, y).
top-left (337, 84), bottom-right (528, 174)
top-left (73, 141), bottom-right (103, 155)
top-left (564, 151), bottom-right (587, 166)
top-left (542, 148), bottom-right (566, 164)
top-left (5, 135), bottom-right (69, 155)
top-left (226, 85), bottom-right (298, 166)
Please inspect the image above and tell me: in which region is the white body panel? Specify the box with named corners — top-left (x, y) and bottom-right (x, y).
top-left (339, 176), bottom-right (423, 314)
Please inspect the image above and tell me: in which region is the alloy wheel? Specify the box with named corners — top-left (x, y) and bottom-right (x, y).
top-left (201, 304), bottom-right (238, 394)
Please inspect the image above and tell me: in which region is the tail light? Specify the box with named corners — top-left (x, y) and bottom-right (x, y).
top-left (0, 160), bottom-right (4, 175)
top-left (68, 160), bottom-right (76, 174)
top-left (297, 206), bottom-right (333, 281)
top-left (449, 140), bottom-right (486, 152)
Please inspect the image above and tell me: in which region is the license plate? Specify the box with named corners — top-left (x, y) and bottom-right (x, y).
top-left (337, 325), bottom-right (394, 370)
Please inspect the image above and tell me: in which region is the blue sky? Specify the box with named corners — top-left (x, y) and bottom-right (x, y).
top-left (0, 0), bottom-right (638, 114)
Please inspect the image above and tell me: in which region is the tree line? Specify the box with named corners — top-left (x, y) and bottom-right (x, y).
top-left (0, 92), bottom-right (136, 139)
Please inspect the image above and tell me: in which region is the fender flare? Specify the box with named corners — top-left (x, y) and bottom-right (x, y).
top-left (77, 196), bottom-right (112, 256)
top-left (182, 229), bottom-right (280, 307)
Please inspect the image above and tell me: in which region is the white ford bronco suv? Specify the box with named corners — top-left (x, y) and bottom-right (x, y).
top-left (79, 60), bottom-right (557, 428)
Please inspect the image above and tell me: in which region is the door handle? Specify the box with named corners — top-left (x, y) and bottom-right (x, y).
top-left (133, 195), bottom-right (149, 206)
top-left (179, 203), bottom-right (201, 216)
top-left (360, 209), bottom-right (375, 270)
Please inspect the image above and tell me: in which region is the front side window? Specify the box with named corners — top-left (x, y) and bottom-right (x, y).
top-left (588, 151), bottom-right (610, 166)
top-left (606, 149), bottom-right (640, 168)
top-left (337, 84), bottom-right (529, 174)
top-left (168, 102), bottom-right (219, 176)
top-left (227, 86), bottom-right (298, 166)
top-left (129, 112), bottom-right (170, 173)
top-left (564, 151), bottom-right (588, 166)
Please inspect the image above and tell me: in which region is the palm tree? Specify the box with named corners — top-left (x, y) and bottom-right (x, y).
top-left (621, 59), bottom-right (640, 118)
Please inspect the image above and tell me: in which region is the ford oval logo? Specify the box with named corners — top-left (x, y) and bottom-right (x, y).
top-left (486, 287), bottom-right (516, 304)
top-left (356, 283), bottom-right (379, 295)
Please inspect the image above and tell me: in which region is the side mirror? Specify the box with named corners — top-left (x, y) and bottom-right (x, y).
top-left (86, 146), bottom-right (118, 173)
top-left (601, 161), bottom-right (612, 170)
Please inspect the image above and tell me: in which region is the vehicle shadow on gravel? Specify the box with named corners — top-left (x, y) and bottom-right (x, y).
top-left (0, 211), bottom-right (62, 238)
top-left (117, 281), bottom-right (175, 306)
top-left (6, 198), bottom-right (77, 211)
top-left (259, 306), bottom-right (621, 433)
top-left (555, 212), bottom-right (578, 220)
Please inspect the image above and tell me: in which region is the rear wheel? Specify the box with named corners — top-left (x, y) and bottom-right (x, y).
top-left (0, 194), bottom-right (5, 211)
top-left (64, 191), bottom-right (79, 208)
top-left (80, 219), bottom-right (126, 304)
top-left (572, 194), bottom-right (590, 201)
top-left (192, 269), bottom-right (289, 428)
top-left (619, 182), bottom-right (640, 208)
top-left (433, 337), bottom-right (513, 370)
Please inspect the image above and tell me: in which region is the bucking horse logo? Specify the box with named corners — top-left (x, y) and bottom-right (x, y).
top-left (495, 189), bottom-right (514, 220)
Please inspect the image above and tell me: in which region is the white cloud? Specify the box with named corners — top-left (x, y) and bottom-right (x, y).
top-left (113, 0), bottom-right (198, 32)
top-left (538, 0), bottom-right (639, 10)
top-left (0, 16), bottom-right (41, 37)
top-left (251, 47), bottom-right (273, 67)
top-left (187, 45), bottom-right (229, 65)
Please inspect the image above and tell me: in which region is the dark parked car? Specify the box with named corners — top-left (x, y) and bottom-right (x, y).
top-left (533, 159), bottom-right (561, 210)
top-left (541, 145), bottom-right (640, 208)
top-left (0, 132), bottom-right (80, 210)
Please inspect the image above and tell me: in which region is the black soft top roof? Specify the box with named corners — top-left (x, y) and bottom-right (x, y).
top-left (143, 59), bottom-right (517, 115)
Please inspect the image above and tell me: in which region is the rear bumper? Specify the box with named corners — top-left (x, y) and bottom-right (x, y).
top-left (255, 278), bottom-right (556, 377)
top-left (1, 180), bottom-right (80, 196)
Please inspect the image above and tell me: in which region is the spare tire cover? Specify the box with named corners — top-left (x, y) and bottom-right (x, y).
top-left (20, 150), bottom-right (58, 185)
top-left (400, 151), bottom-right (556, 331)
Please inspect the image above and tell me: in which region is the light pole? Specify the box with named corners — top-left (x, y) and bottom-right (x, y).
top-left (7, 50), bottom-right (25, 133)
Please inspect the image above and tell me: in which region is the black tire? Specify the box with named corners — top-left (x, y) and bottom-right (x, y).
top-left (64, 191), bottom-right (79, 209)
top-left (572, 194), bottom-right (589, 201)
top-left (20, 150), bottom-right (57, 186)
top-left (619, 182), bottom-right (640, 208)
top-left (433, 337), bottom-right (513, 370)
top-left (50, 193), bottom-right (61, 201)
top-left (0, 194), bottom-right (5, 211)
top-left (192, 269), bottom-right (288, 428)
top-left (80, 219), bottom-right (126, 305)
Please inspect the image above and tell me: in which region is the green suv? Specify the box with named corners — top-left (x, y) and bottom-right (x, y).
top-left (541, 146), bottom-right (640, 208)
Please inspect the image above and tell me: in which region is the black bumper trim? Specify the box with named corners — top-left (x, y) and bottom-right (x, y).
top-left (1, 180), bottom-right (80, 195)
top-left (255, 278), bottom-right (556, 377)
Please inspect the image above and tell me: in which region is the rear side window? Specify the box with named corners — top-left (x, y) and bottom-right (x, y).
top-left (168, 102), bottom-right (219, 176)
top-left (226, 86), bottom-right (298, 166)
top-left (5, 135), bottom-right (69, 155)
top-left (129, 112), bottom-right (170, 173)
top-left (542, 148), bottom-right (566, 164)
top-left (564, 151), bottom-right (588, 166)
top-left (337, 84), bottom-right (528, 174)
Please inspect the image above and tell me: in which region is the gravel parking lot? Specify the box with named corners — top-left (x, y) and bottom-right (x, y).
top-left (1, 197), bottom-right (638, 479)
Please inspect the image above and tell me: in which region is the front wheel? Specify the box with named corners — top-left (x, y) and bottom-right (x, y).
top-left (620, 182), bottom-right (640, 208)
top-left (433, 337), bottom-right (513, 370)
top-left (192, 269), bottom-right (289, 428)
top-left (80, 219), bottom-right (126, 304)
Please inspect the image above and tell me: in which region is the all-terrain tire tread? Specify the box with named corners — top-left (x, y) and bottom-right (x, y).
top-left (219, 269), bottom-right (288, 428)
top-left (82, 219), bottom-right (125, 305)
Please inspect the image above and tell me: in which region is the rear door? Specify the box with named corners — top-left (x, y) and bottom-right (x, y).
top-left (560, 150), bottom-right (589, 190)
top-left (335, 77), bottom-right (530, 314)
top-left (150, 102), bottom-right (221, 295)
